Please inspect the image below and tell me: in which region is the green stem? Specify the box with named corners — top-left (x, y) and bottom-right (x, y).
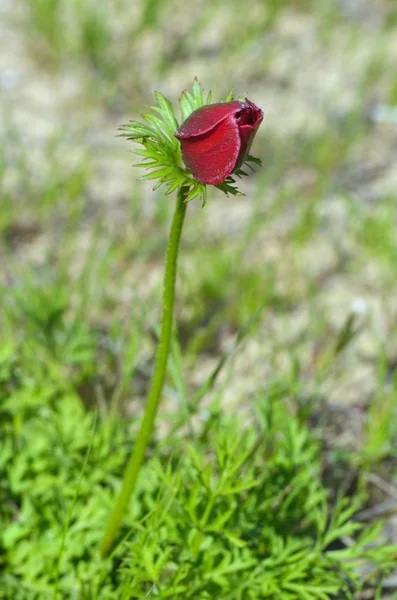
top-left (99, 187), bottom-right (188, 557)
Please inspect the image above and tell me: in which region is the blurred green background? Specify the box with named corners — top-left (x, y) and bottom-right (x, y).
top-left (2, 0), bottom-right (397, 425)
top-left (1, 0), bottom-right (397, 596)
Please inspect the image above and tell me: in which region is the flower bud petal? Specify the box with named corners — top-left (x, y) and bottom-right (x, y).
top-left (175, 101), bottom-right (246, 139)
top-left (175, 99), bottom-right (263, 186)
top-left (176, 113), bottom-right (241, 185)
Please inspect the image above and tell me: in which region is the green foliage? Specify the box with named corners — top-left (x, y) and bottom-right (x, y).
top-left (1, 375), bottom-right (395, 599)
top-left (6, 273), bottom-right (96, 380)
top-left (120, 91), bottom-right (193, 199)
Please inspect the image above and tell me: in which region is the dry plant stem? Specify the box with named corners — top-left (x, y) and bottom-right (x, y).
top-left (100, 187), bottom-right (188, 557)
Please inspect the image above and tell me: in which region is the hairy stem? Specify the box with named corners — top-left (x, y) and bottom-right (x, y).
top-left (100, 187), bottom-right (188, 557)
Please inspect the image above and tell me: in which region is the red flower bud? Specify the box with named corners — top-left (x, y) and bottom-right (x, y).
top-left (174, 99), bottom-right (263, 185)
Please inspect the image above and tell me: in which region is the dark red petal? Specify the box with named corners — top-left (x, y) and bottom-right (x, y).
top-left (175, 101), bottom-right (245, 139)
top-left (234, 102), bottom-right (263, 169)
top-left (235, 124), bottom-right (258, 169)
top-left (237, 99), bottom-right (263, 128)
top-left (179, 114), bottom-right (241, 185)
